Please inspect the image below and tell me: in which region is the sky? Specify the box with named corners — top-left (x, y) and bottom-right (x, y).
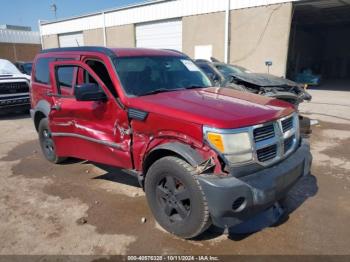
top-left (0, 0), bottom-right (146, 31)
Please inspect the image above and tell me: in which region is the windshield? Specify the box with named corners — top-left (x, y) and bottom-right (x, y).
top-left (113, 56), bottom-right (211, 96)
top-left (215, 64), bottom-right (251, 77)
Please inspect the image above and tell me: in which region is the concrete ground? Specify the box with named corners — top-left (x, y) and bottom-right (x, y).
top-left (0, 89), bottom-right (349, 255)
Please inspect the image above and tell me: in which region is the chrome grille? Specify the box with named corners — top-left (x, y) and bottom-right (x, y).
top-left (0, 95), bottom-right (30, 107)
top-left (281, 116), bottom-right (293, 133)
top-left (257, 144), bottom-right (277, 162)
top-left (0, 82), bottom-right (29, 95)
top-left (252, 113), bottom-right (299, 166)
top-left (253, 124), bottom-right (275, 142)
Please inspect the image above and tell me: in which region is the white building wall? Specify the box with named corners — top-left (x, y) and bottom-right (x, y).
top-left (40, 0), bottom-right (299, 36)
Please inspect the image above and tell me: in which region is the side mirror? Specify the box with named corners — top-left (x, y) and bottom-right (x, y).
top-left (74, 83), bottom-right (107, 102)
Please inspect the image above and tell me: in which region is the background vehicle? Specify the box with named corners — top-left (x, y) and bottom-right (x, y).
top-left (15, 61), bottom-right (33, 76)
top-left (196, 59), bottom-right (312, 107)
top-left (0, 59), bottom-right (31, 113)
top-left (30, 47), bottom-right (312, 239)
top-left (295, 69), bottom-right (322, 86)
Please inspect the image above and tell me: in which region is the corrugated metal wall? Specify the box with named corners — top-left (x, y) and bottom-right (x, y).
top-left (40, 0), bottom-right (299, 36)
top-left (0, 29), bottom-right (40, 44)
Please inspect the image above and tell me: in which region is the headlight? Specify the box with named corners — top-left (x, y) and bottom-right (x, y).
top-left (204, 127), bottom-right (253, 164)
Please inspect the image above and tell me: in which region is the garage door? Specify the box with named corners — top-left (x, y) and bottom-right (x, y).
top-left (58, 32), bottom-right (84, 47)
top-left (136, 19), bottom-right (182, 51)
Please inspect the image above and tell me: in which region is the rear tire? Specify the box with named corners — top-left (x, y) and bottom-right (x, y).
top-left (38, 118), bottom-right (66, 164)
top-left (145, 156), bottom-right (211, 239)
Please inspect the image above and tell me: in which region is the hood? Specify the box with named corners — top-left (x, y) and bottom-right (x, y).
top-left (0, 59), bottom-right (21, 75)
top-left (0, 59), bottom-right (30, 81)
top-left (128, 87), bottom-right (294, 129)
top-left (232, 72), bottom-right (299, 87)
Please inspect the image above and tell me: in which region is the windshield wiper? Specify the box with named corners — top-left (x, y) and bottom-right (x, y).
top-left (183, 85), bottom-right (205, 90)
top-left (141, 86), bottom-right (205, 96)
top-left (142, 88), bottom-right (183, 96)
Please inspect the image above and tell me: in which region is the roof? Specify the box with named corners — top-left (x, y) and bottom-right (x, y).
top-left (40, 46), bottom-right (186, 57)
top-left (111, 48), bottom-right (186, 57)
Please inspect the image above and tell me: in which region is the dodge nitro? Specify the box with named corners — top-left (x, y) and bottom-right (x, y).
top-left (30, 47), bottom-right (312, 238)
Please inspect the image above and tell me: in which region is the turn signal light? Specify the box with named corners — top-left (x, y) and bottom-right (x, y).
top-left (207, 132), bottom-right (224, 152)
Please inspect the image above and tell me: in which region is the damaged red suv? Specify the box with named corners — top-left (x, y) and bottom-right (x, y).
top-left (30, 47), bottom-right (312, 238)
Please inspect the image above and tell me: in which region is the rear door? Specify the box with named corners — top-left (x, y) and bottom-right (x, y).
top-left (48, 60), bottom-right (132, 169)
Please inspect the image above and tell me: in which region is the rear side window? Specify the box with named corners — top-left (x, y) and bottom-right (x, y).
top-left (34, 58), bottom-right (55, 84)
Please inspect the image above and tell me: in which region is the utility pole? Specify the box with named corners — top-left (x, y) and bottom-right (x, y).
top-left (224, 0), bottom-right (230, 63)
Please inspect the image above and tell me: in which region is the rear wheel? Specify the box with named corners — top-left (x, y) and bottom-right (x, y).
top-left (145, 156), bottom-right (211, 238)
top-left (38, 118), bottom-right (66, 164)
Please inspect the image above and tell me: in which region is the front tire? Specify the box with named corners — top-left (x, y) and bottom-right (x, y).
top-left (145, 156), bottom-right (211, 238)
top-left (38, 118), bottom-right (66, 164)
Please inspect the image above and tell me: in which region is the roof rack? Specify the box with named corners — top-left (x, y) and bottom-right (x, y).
top-left (40, 46), bottom-right (116, 57)
top-left (162, 49), bottom-right (189, 58)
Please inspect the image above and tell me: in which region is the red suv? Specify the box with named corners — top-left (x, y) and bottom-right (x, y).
top-left (30, 47), bottom-right (312, 238)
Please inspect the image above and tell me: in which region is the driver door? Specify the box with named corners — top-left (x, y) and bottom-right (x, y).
top-left (48, 60), bottom-right (132, 169)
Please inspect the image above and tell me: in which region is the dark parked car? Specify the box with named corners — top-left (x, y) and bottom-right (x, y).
top-left (295, 68), bottom-right (321, 86)
top-left (195, 60), bottom-right (312, 107)
top-left (15, 61), bottom-right (33, 76)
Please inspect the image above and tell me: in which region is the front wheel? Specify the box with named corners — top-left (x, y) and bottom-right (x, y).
top-left (145, 156), bottom-right (211, 239)
top-left (38, 118), bottom-right (66, 164)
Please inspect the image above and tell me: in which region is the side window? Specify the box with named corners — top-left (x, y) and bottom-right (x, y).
top-left (75, 67), bottom-right (105, 97)
top-left (85, 60), bottom-right (118, 98)
top-left (83, 69), bottom-right (98, 85)
top-left (34, 57), bottom-right (55, 84)
top-left (56, 66), bottom-right (76, 94)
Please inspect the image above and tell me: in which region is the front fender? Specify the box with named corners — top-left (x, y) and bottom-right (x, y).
top-left (31, 99), bottom-right (51, 130)
top-left (147, 142), bottom-right (205, 168)
top-left (139, 141), bottom-right (215, 189)
top-left (31, 99), bottom-right (51, 118)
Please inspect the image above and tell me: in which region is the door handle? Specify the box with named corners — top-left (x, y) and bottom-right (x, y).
top-left (51, 104), bottom-right (61, 111)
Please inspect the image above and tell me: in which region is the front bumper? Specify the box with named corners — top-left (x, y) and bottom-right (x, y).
top-left (197, 140), bottom-right (312, 228)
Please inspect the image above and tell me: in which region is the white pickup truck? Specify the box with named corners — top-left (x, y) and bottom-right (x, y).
top-left (0, 59), bottom-right (31, 112)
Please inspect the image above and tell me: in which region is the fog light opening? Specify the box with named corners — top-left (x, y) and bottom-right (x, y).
top-left (232, 197), bottom-right (247, 212)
